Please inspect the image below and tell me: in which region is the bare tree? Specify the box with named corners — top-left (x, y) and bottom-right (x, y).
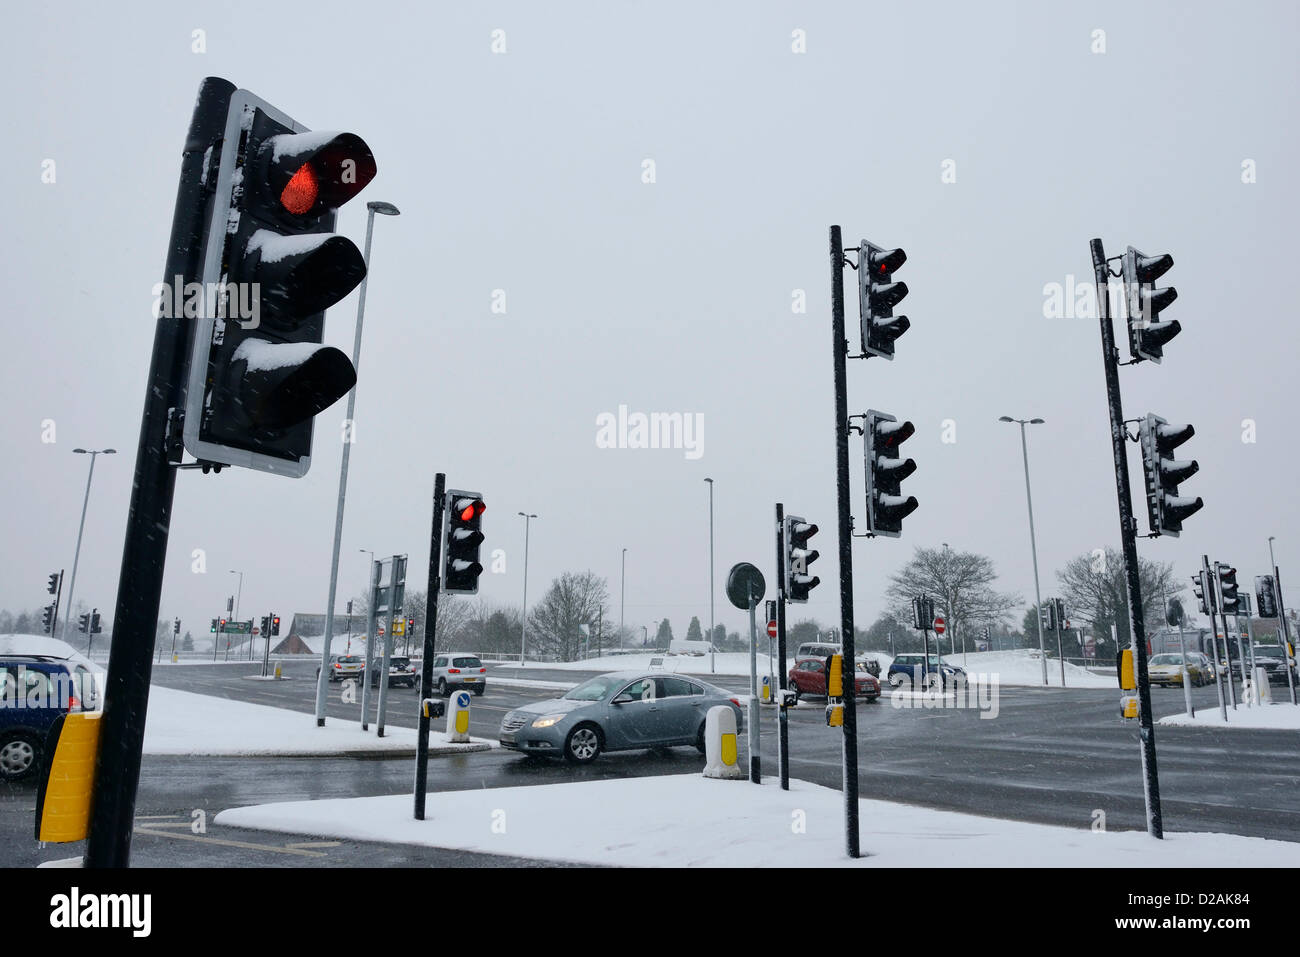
top-left (883, 546), bottom-right (1020, 650)
top-left (527, 571), bottom-right (610, 662)
top-left (1055, 548), bottom-right (1182, 650)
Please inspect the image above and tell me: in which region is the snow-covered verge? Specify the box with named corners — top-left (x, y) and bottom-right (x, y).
top-left (214, 773), bottom-right (1300, 867)
top-left (1159, 702), bottom-right (1300, 731)
top-left (142, 686), bottom-right (494, 756)
top-left (946, 649), bottom-right (1113, 688)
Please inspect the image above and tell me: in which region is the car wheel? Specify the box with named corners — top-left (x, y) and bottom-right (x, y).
top-left (437, 678), bottom-right (448, 697)
top-left (564, 724), bottom-right (601, 764)
top-left (695, 721), bottom-right (707, 754)
top-left (473, 686), bottom-right (485, 696)
top-left (0, 732), bottom-right (39, 781)
top-left (888, 673), bottom-right (905, 689)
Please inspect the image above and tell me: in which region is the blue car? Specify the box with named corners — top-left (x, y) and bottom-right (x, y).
top-left (886, 653), bottom-right (967, 690)
top-left (1, 653), bottom-right (99, 781)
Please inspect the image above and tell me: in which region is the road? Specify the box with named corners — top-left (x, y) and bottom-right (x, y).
top-left (4, 658), bottom-right (1297, 866)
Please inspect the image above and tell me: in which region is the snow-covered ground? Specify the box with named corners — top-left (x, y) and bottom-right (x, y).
top-left (1159, 701), bottom-right (1300, 731)
top-left (141, 686), bottom-right (494, 756)
top-left (215, 773), bottom-right (1300, 867)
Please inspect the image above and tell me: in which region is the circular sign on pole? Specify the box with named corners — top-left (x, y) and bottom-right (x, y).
top-left (253, 627), bottom-right (260, 635)
top-left (726, 563), bottom-right (766, 610)
top-left (934, 616), bottom-right (946, 635)
top-left (767, 620), bottom-right (778, 638)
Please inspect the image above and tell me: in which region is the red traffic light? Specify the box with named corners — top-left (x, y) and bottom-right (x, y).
top-left (280, 163), bottom-right (319, 215)
top-left (459, 499), bottom-right (485, 522)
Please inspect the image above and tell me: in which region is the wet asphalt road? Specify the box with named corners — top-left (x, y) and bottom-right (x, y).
top-left (4, 659), bottom-right (1298, 866)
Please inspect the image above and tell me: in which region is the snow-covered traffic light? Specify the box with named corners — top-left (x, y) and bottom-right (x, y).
top-left (782, 515), bottom-right (821, 603)
top-left (1192, 570), bottom-right (1214, 616)
top-left (181, 85), bottom-right (376, 476)
top-left (1216, 564), bottom-right (1239, 614)
top-left (1256, 575), bottom-right (1279, 619)
top-left (1123, 246), bottom-right (1180, 363)
top-left (864, 409), bottom-right (918, 537)
top-left (858, 241), bottom-right (910, 360)
top-left (42, 605), bottom-right (55, 634)
top-left (443, 491), bottom-right (486, 594)
top-left (271, 615), bottom-right (281, 636)
top-left (78, 613), bottom-right (91, 635)
top-left (1138, 414), bottom-right (1202, 537)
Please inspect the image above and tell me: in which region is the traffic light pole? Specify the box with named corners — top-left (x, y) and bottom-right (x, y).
top-left (414, 472), bottom-right (446, 821)
top-left (829, 226), bottom-right (860, 858)
top-left (361, 559), bottom-right (380, 731)
top-left (84, 77), bottom-right (236, 868)
top-left (1089, 237), bottom-right (1163, 839)
top-left (1213, 568), bottom-right (1238, 710)
top-left (1274, 566), bottom-right (1298, 704)
top-left (774, 503), bottom-right (790, 791)
top-left (50, 570), bottom-right (64, 641)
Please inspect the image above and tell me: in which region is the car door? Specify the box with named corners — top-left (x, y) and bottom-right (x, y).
top-left (660, 677), bottom-right (706, 742)
top-left (608, 677), bottom-right (669, 746)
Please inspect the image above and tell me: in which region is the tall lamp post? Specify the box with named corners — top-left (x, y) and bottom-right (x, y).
top-left (316, 200), bottom-right (400, 727)
top-left (999, 415), bottom-right (1048, 686)
top-left (621, 548), bottom-right (628, 635)
top-left (518, 512), bottom-right (537, 665)
top-left (61, 447), bottom-right (116, 647)
top-left (704, 478), bottom-right (715, 674)
top-left (229, 569), bottom-right (245, 658)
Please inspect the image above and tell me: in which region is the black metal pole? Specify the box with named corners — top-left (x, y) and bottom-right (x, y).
top-left (775, 503), bottom-right (790, 790)
top-left (1090, 237), bottom-right (1162, 839)
top-left (829, 226), bottom-right (860, 858)
top-left (51, 570), bottom-right (64, 641)
top-left (1274, 566), bottom-right (1298, 704)
top-left (414, 472), bottom-right (446, 820)
top-left (84, 77), bottom-right (235, 868)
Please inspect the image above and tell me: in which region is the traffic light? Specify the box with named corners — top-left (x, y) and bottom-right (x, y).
top-left (173, 617), bottom-right (181, 636)
top-left (782, 515), bottom-right (821, 603)
top-left (911, 596), bottom-right (935, 631)
top-left (271, 615), bottom-right (281, 636)
top-left (219, 618), bottom-right (228, 633)
top-left (407, 616), bottom-right (416, 634)
top-left (210, 618), bottom-right (218, 633)
top-left (1123, 246), bottom-right (1180, 363)
top-left (260, 615), bottom-right (271, 636)
top-left (1256, 576), bottom-right (1279, 619)
top-left (181, 85), bottom-right (376, 477)
top-left (864, 409), bottom-right (918, 537)
top-left (42, 604), bottom-right (55, 634)
top-left (1192, 570), bottom-right (1214, 616)
top-left (79, 613), bottom-right (91, 634)
top-left (858, 240), bottom-right (910, 359)
top-left (1040, 602), bottom-right (1057, 631)
top-left (443, 490), bottom-right (486, 594)
top-left (90, 610), bottom-right (102, 634)
top-left (47, 572), bottom-right (59, 595)
top-left (1216, 564), bottom-right (1239, 614)
top-left (1138, 414), bottom-right (1202, 537)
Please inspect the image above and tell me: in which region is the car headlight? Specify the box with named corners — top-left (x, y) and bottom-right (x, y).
top-left (531, 715), bottom-right (564, 728)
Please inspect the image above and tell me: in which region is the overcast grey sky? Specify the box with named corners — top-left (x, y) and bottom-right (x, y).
top-left (2, 0), bottom-right (1297, 641)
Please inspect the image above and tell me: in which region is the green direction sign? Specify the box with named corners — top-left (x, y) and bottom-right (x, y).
top-left (219, 619), bottom-right (253, 634)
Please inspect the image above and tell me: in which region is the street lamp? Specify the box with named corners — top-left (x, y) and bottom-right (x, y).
top-left (704, 478), bottom-right (715, 674)
top-left (316, 200), bottom-right (400, 727)
top-left (61, 448), bottom-right (115, 649)
top-left (519, 512), bottom-right (537, 666)
top-left (621, 548), bottom-right (628, 634)
top-left (999, 415), bottom-right (1048, 686)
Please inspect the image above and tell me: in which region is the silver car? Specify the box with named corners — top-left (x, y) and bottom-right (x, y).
top-left (498, 670), bottom-right (745, 764)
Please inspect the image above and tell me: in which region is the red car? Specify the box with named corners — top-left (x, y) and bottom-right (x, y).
top-left (788, 656), bottom-right (880, 702)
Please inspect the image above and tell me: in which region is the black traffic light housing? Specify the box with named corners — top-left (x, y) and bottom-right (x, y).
top-left (1139, 413), bottom-right (1202, 537)
top-left (182, 86), bottom-right (376, 477)
top-left (782, 515), bottom-right (820, 603)
top-left (443, 490), bottom-right (486, 594)
top-left (864, 409), bottom-right (918, 537)
top-left (79, 613), bottom-right (91, 634)
top-left (858, 241), bottom-right (910, 359)
top-left (1216, 564), bottom-right (1239, 614)
top-left (47, 573), bottom-right (59, 595)
top-left (1256, 576), bottom-right (1279, 619)
top-left (271, 615), bottom-right (281, 636)
top-left (1123, 246), bottom-right (1180, 363)
top-left (90, 610), bottom-right (102, 634)
top-left (1192, 570), bottom-right (1214, 616)
top-left (42, 605), bottom-right (55, 634)
top-left (260, 615), bottom-right (271, 636)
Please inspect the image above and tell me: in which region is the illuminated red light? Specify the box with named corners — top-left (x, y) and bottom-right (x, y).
top-left (460, 501), bottom-right (484, 522)
top-left (281, 163), bottom-right (319, 215)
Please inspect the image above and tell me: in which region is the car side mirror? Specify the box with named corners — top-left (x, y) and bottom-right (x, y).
top-left (612, 694), bottom-right (633, 705)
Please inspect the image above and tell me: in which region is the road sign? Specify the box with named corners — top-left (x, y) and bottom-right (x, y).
top-left (378, 623), bottom-right (385, 636)
top-left (726, 562), bottom-right (766, 610)
top-left (767, 620), bottom-right (778, 638)
top-left (252, 627), bottom-right (260, 635)
top-left (934, 616), bottom-right (946, 635)
top-left (392, 618), bottom-right (406, 636)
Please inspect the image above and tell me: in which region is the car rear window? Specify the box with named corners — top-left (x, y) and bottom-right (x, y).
top-left (453, 657), bottom-right (482, 668)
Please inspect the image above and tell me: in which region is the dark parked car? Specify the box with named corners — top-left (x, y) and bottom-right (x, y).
top-left (887, 653), bottom-right (967, 689)
top-left (1246, 645), bottom-right (1297, 686)
top-left (1, 654), bottom-right (100, 781)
